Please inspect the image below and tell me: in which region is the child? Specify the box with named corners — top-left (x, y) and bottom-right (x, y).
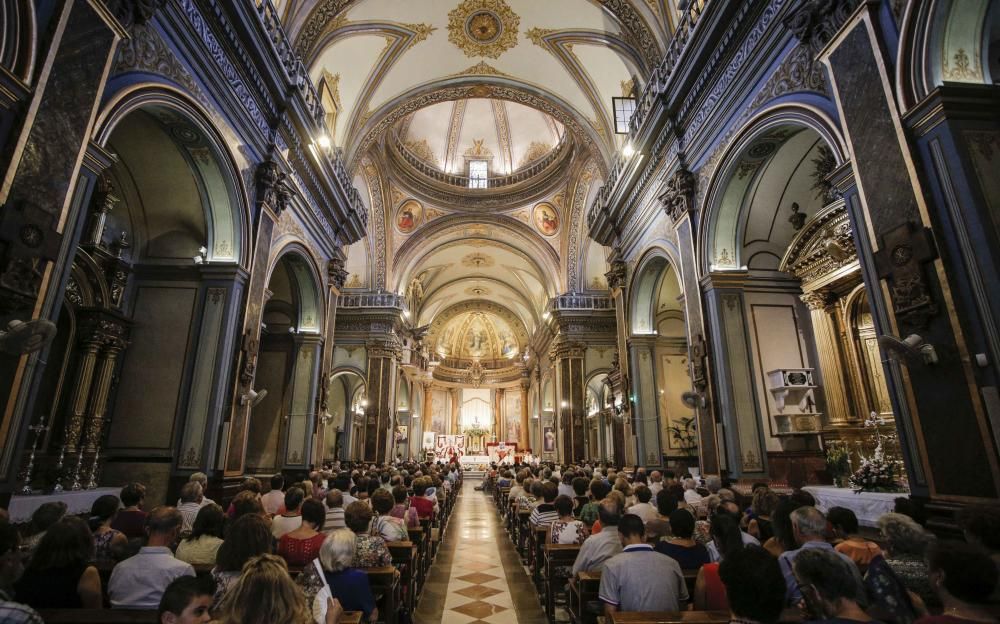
top-left (158, 576), bottom-right (215, 624)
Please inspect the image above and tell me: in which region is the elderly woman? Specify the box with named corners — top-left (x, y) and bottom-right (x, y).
top-left (344, 501), bottom-right (392, 568)
top-left (865, 512), bottom-right (937, 619)
top-left (682, 478), bottom-right (703, 506)
top-left (311, 529), bottom-right (378, 623)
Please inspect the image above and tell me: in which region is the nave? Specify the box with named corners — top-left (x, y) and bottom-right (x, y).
top-left (415, 477), bottom-right (546, 624)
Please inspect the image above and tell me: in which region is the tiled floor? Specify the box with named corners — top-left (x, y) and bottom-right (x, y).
top-left (414, 479), bottom-right (547, 624)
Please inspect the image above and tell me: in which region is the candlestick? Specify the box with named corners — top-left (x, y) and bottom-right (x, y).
top-left (19, 419), bottom-right (48, 496)
top-left (70, 446), bottom-right (85, 491)
top-left (85, 446), bottom-right (101, 490)
top-left (52, 444), bottom-right (66, 493)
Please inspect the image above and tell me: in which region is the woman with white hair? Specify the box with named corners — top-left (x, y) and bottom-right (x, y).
top-left (683, 478), bottom-right (704, 506)
top-left (310, 529), bottom-right (377, 623)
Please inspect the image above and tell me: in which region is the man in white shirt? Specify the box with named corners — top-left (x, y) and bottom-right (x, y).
top-left (682, 477), bottom-right (703, 506)
top-left (572, 499), bottom-right (624, 575)
top-left (109, 507), bottom-right (194, 609)
top-left (261, 474), bottom-right (285, 516)
top-left (175, 472), bottom-right (215, 509)
top-left (626, 485), bottom-right (658, 524)
top-left (599, 514), bottom-right (688, 615)
top-left (176, 482), bottom-right (203, 533)
top-left (648, 471), bottom-right (663, 496)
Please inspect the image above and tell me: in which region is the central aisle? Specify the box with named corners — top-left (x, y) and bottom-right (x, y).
top-left (414, 479), bottom-right (547, 624)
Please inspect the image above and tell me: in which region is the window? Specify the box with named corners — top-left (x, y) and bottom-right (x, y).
top-left (468, 159), bottom-right (488, 189)
top-left (612, 97), bottom-right (637, 134)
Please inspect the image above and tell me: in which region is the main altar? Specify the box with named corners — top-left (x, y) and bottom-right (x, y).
top-left (802, 485), bottom-right (902, 528)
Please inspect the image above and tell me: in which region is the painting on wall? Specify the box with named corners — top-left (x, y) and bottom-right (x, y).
top-left (533, 202), bottom-right (559, 236)
top-left (395, 199), bottom-right (422, 234)
top-left (505, 392), bottom-right (521, 442)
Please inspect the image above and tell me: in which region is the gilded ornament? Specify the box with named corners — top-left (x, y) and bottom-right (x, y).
top-left (447, 0), bottom-right (520, 59)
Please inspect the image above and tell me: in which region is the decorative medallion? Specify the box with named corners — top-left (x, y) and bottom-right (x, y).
top-left (533, 202), bottom-right (560, 237)
top-left (465, 285), bottom-right (491, 297)
top-left (395, 199), bottom-right (423, 234)
top-left (447, 0), bottom-right (520, 59)
top-left (461, 252), bottom-right (495, 268)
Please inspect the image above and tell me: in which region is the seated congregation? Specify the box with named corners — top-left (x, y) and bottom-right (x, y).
top-left (0, 463), bottom-right (461, 624)
top-left (488, 463), bottom-right (1000, 624)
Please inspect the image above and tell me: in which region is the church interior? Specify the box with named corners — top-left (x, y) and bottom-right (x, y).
top-left (1, 0), bottom-right (1000, 622)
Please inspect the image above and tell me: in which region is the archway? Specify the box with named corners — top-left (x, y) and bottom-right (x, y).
top-left (246, 250), bottom-right (324, 473)
top-left (32, 100), bottom-right (250, 505)
top-left (322, 368), bottom-right (366, 463)
top-left (629, 252), bottom-right (692, 468)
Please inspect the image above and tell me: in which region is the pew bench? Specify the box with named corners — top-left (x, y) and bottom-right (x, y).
top-left (37, 609), bottom-right (364, 623)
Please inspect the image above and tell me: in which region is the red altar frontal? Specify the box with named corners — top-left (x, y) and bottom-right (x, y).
top-left (486, 442), bottom-right (521, 464)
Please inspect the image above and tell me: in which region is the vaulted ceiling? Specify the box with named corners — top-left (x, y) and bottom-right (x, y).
top-left (279, 0), bottom-right (675, 365)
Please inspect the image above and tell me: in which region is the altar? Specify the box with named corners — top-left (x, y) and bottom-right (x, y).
top-left (8, 487), bottom-right (120, 524)
top-left (802, 485), bottom-right (904, 528)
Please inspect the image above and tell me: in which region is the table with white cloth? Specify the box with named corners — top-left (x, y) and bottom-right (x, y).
top-left (6, 487), bottom-right (120, 524)
top-left (802, 485), bottom-right (905, 528)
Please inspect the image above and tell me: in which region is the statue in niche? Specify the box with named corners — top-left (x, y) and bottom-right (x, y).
top-left (789, 202), bottom-right (806, 231)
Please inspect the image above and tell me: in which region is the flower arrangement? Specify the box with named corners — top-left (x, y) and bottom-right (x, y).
top-left (825, 443), bottom-right (851, 487)
top-left (463, 425), bottom-right (489, 438)
top-left (849, 412), bottom-right (905, 493)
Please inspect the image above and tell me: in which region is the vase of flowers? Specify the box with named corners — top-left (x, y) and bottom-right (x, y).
top-left (825, 443), bottom-right (851, 488)
top-left (849, 412), bottom-right (905, 493)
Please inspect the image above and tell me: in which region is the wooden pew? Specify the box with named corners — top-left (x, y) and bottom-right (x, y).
top-left (408, 524), bottom-right (430, 582)
top-left (388, 540), bottom-right (419, 613)
top-left (37, 610), bottom-right (364, 623)
top-left (364, 566), bottom-right (401, 624)
top-left (516, 509), bottom-right (531, 558)
top-left (608, 611), bottom-right (730, 624)
top-left (530, 524), bottom-right (548, 589)
top-left (543, 543), bottom-right (581, 623)
top-left (568, 570), bottom-right (602, 624)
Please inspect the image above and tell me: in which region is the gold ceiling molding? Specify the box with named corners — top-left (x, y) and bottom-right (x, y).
top-left (525, 27), bottom-right (555, 47)
top-left (401, 23), bottom-right (438, 50)
top-left (491, 99), bottom-right (513, 173)
top-left (444, 100), bottom-right (467, 173)
top-left (404, 138), bottom-right (439, 167)
top-left (456, 61), bottom-right (513, 78)
top-left (520, 141), bottom-right (552, 168)
top-left (295, 0), bottom-right (356, 57)
top-left (447, 0), bottom-right (521, 59)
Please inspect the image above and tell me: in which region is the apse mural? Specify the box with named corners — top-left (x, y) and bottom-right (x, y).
top-left (431, 308), bottom-right (525, 362)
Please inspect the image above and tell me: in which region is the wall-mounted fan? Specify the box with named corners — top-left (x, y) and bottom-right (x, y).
top-left (878, 333), bottom-right (938, 366)
top-left (0, 319), bottom-right (57, 355)
top-left (681, 391), bottom-right (707, 409)
top-left (240, 388), bottom-right (268, 407)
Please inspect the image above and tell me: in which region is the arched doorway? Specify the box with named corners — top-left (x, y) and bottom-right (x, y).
top-left (31, 99), bottom-right (248, 504)
top-left (246, 250), bottom-right (323, 473)
top-left (629, 253), bottom-right (693, 468)
top-left (322, 369), bottom-right (366, 463)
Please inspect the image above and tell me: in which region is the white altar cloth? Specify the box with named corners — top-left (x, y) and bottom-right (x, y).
top-left (7, 487), bottom-right (120, 524)
top-left (802, 485), bottom-right (903, 528)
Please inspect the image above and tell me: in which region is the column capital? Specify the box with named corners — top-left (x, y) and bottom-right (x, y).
top-left (658, 166), bottom-right (696, 222)
top-left (800, 290), bottom-right (836, 311)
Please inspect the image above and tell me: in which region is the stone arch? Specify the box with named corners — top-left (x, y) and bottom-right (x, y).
top-left (699, 104), bottom-right (849, 276)
top-left (93, 86), bottom-right (251, 268)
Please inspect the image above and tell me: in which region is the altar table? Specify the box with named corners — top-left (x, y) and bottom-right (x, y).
top-left (802, 485), bottom-right (904, 528)
top-left (7, 487), bottom-right (120, 524)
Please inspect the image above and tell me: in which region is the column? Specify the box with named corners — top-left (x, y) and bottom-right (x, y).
top-left (314, 257), bottom-right (347, 464)
top-left (495, 388), bottom-right (505, 442)
top-left (605, 250), bottom-right (636, 465)
top-left (820, 5), bottom-right (1000, 498)
top-left (628, 335), bottom-right (663, 467)
top-left (801, 291), bottom-right (854, 428)
top-left (552, 341), bottom-right (586, 463)
top-left (81, 328), bottom-right (127, 452)
top-left (421, 381), bottom-right (434, 449)
top-left (285, 334), bottom-right (322, 468)
top-left (519, 378), bottom-right (530, 452)
top-left (450, 388), bottom-right (460, 435)
top-left (702, 273), bottom-right (768, 478)
top-left (64, 334), bottom-right (102, 453)
top-left (363, 339), bottom-right (399, 463)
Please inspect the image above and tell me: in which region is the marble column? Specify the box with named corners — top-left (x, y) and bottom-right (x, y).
top-left (495, 388), bottom-right (505, 442)
top-left (605, 251), bottom-right (636, 465)
top-left (519, 378), bottom-right (530, 452)
top-left (285, 334), bottom-right (322, 468)
top-left (801, 291), bottom-right (854, 428)
top-left (364, 339), bottom-right (399, 463)
top-left (552, 341), bottom-right (586, 463)
top-left (702, 272), bottom-right (768, 478)
top-left (449, 388), bottom-right (460, 435)
top-left (421, 381), bottom-right (434, 439)
top-left (628, 335), bottom-right (663, 467)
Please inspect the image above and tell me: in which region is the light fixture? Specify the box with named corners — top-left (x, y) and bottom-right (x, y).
top-left (402, 310), bottom-right (410, 319)
top-left (542, 312), bottom-right (550, 320)
top-left (193, 246), bottom-right (208, 265)
top-left (316, 132), bottom-right (332, 150)
top-left (560, 400), bottom-right (568, 408)
top-left (288, 326), bottom-right (296, 333)
top-left (623, 142), bottom-right (635, 158)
